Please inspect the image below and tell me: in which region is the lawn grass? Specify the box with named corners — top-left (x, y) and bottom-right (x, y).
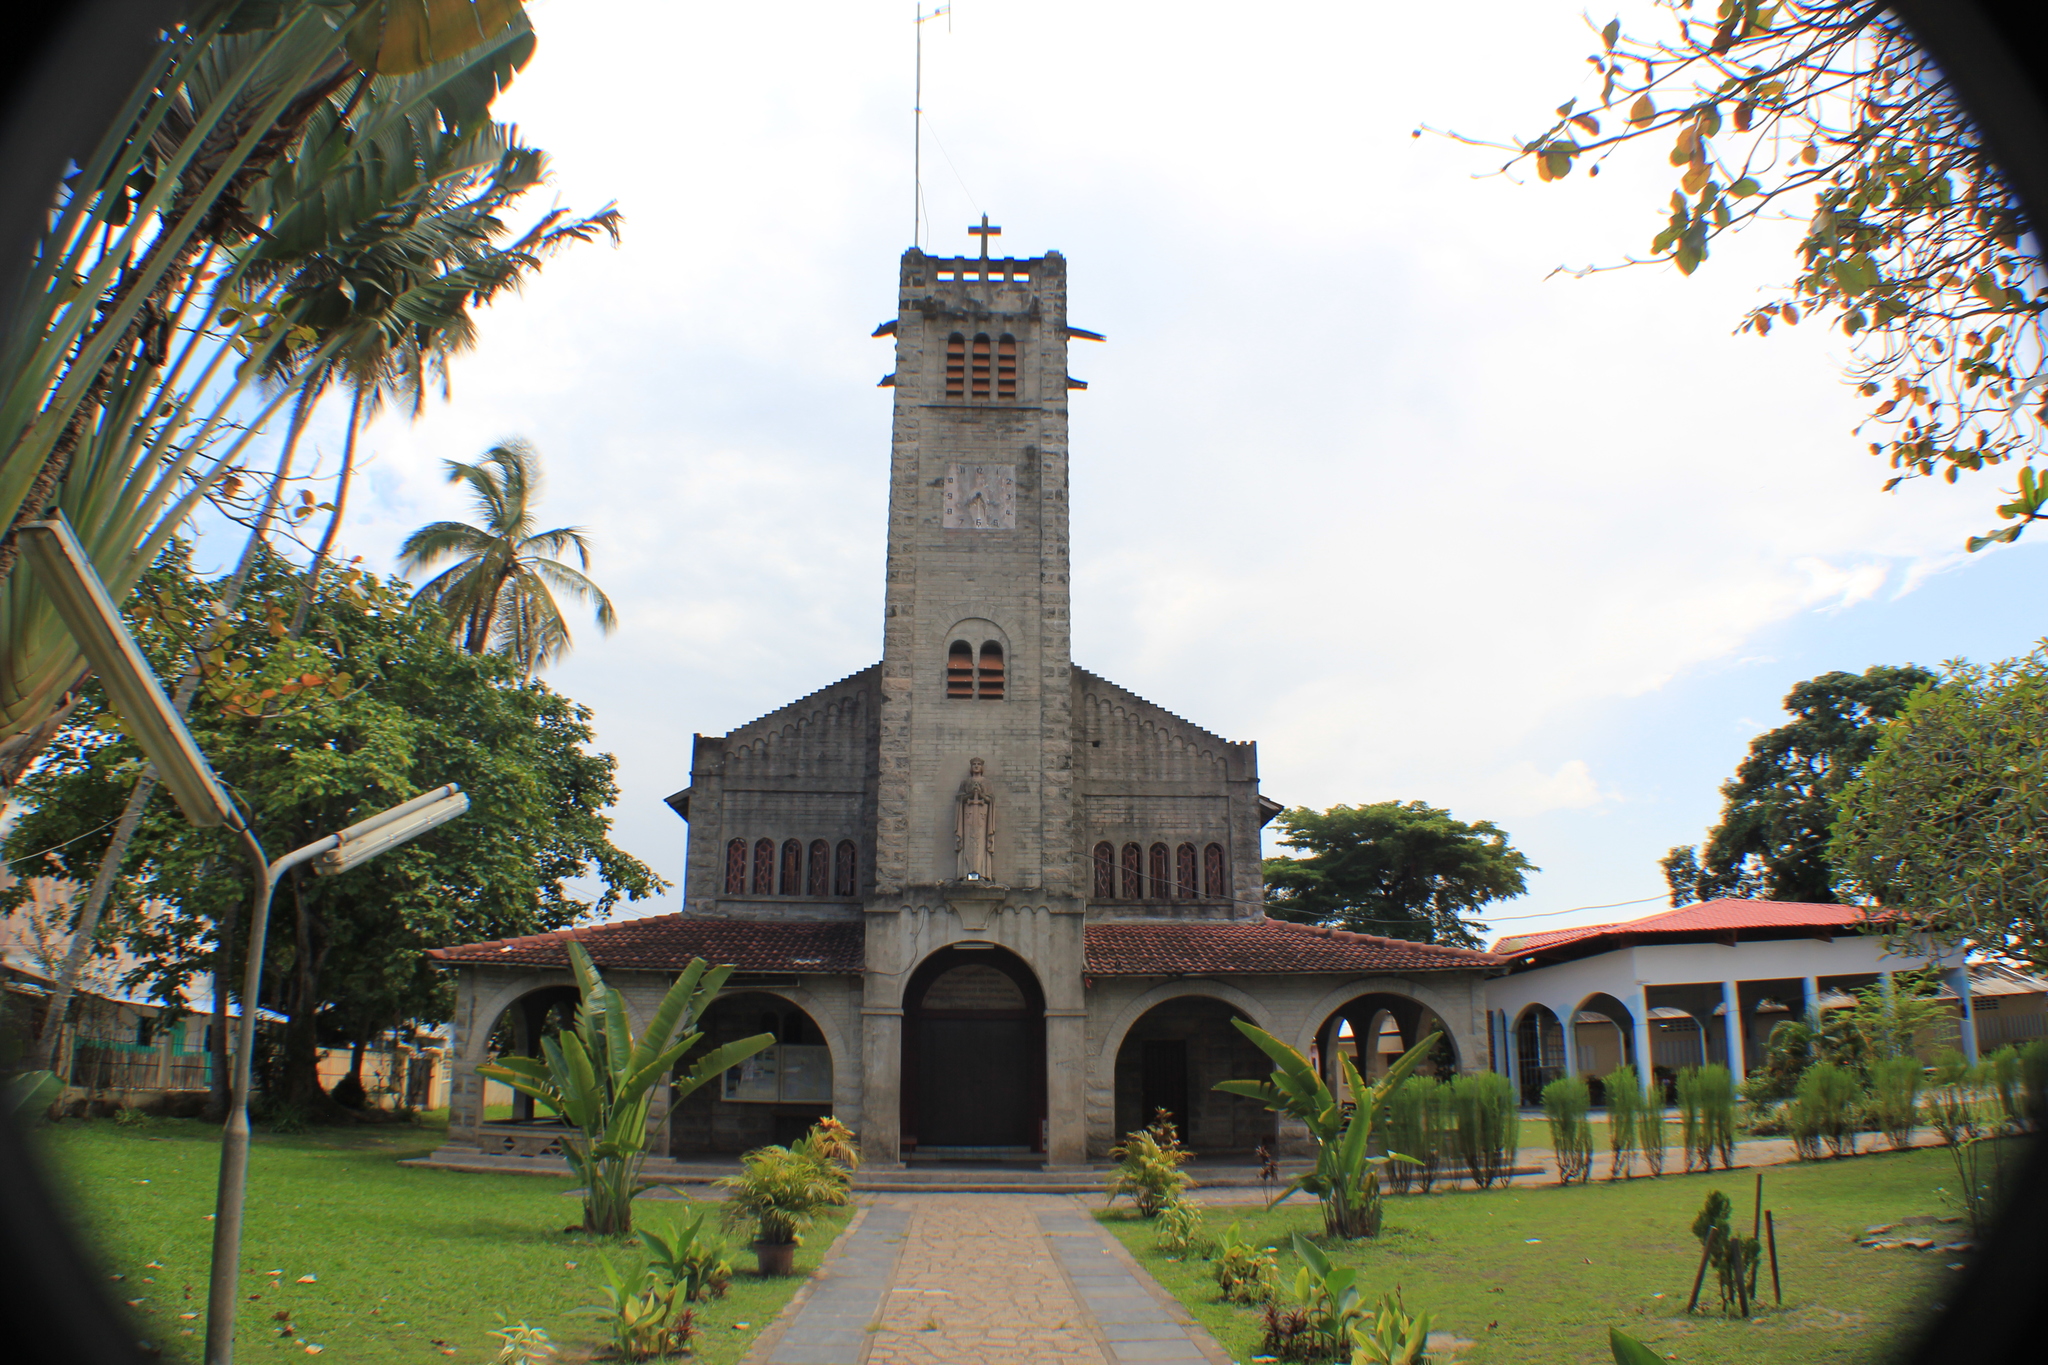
top-left (38, 1115), bottom-right (847, 1364)
top-left (1102, 1142), bottom-right (1983, 1364)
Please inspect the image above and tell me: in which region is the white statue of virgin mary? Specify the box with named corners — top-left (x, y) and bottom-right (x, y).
top-left (955, 757), bottom-right (996, 881)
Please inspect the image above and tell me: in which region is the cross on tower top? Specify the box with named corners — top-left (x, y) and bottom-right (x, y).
top-left (968, 214), bottom-right (1002, 261)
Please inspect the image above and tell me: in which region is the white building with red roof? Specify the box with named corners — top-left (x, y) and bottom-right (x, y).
top-left (1484, 898), bottom-right (2044, 1104)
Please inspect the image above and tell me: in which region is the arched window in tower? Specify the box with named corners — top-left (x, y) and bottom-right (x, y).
top-left (1203, 843), bottom-right (1227, 899)
top-left (833, 839), bottom-right (859, 897)
top-left (780, 839), bottom-right (803, 895)
top-left (1093, 841), bottom-right (1115, 899)
top-left (976, 641), bottom-right (1005, 699)
top-left (725, 839), bottom-right (748, 895)
top-left (753, 838), bottom-right (776, 895)
top-left (807, 840), bottom-right (830, 897)
top-left (970, 333), bottom-right (993, 398)
top-left (1176, 843), bottom-right (1198, 899)
top-left (1120, 843), bottom-right (1143, 900)
top-left (1148, 843), bottom-right (1170, 898)
top-left (946, 640), bottom-right (975, 698)
top-left (995, 334), bottom-right (1017, 400)
top-left (945, 333), bottom-right (965, 398)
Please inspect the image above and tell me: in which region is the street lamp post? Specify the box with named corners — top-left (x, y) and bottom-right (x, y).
top-left (20, 518), bottom-right (470, 1365)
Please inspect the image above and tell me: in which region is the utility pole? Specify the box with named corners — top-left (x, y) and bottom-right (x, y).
top-left (914, 4), bottom-right (952, 247)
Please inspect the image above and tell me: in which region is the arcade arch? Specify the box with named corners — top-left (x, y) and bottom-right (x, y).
top-left (1514, 1004), bottom-right (1567, 1104)
top-left (480, 983), bottom-right (581, 1124)
top-left (669, 990), bottom-right (838, 1155)
top-left (1316, 991), bottom-right (1460, 1092)
top-left (1109, 994), bottom-right (1276, 1152)
top-left (902, 945), bottom-right (1046, 1152)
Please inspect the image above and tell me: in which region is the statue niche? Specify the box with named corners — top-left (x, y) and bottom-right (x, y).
top-left (954, 757), bottom-right (996, 882)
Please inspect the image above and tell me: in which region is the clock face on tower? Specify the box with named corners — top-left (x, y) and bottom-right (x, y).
top-left (942, 463), bottom-right (1017, 529)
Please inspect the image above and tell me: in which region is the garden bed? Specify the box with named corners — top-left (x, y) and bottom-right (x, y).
top-left (38, 1115), bottom-right (848, 1364)
top-left (1101, 1143), bottom-right (1981, 1364)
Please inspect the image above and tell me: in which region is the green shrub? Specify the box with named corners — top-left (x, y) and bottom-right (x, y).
top-left (1385, 1076), bottom-right (1452, 1194)
top-left (641, 1210), bottom-right (732, 1302)
top-left (1449, 1071), bottom-right (1519, 1189)
top-left (1637, 1089), bottom-right (1666, 1178)
top-left (1154, 1196), bottom-right (1210, 1256)
top-left (1867, 1055), bottom-right (1923, 1151)
top-left (1212, 1222), bottom-right (1278, 1304)
top-left (1107, 1109), bottom-right (1195, 1216)
top-left (1349, 1289), bottom-right (1433, 1365)
top-left (1983, 1046), bottom-right (2023, 1126)
top-left (2020, 1039), bottom-right (2048, 1127)
top-left (585, 1255), bottom-right (697, 1360)
top-left (1921, 1050), bottom-right (1984, 1146)
top-left (1690, 1190), bottom-right (1760, 1317)
top-left (1275, 1232), bottom-right (1369, 1362)
top-left (1603, 1065), bottom-right (1642, 1180)
top-left (1690, 1064), bottom-right (1737, 1169)
top-left (487, 1321), bottom-right (556, 1365)
top-left (717, 1130), bottom-right (852, 1247)
top-left (1540, 1075), bottom-right (1594, 1185)
top-left (1674, 1068), bottom-right (1704, 1171)
top-left (1794, 1061), bottom-right (1861, 1157)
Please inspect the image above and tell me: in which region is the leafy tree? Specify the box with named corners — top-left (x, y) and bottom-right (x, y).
top-left (1661, 663), bottom-right (1932, 905)
top-left (1466, 2), bottom-right (2045, 549)
top-left (399, 439), bottom-right (617, 674)
top-left (1831, 646), bottom-right (2048, 967)
top-left (1262, 801), bottom-right (1535, 948)
top-left (4, 548), bottom-right (664, 1110)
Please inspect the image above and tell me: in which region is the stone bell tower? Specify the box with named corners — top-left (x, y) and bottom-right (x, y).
top-left (860, 224), bottom-right (1097, 1166)
top-left (869, 230), bottom-right (1084, 902)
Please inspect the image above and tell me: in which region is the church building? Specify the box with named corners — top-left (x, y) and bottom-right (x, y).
top-left (423, 235), bottom-right (1504, 1170)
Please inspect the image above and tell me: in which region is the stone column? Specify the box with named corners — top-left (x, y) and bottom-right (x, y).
top-left (1045, 1009), bottom-right (1088, 1166)
top-left (1630, 992), bottom-right (1655, 1097)
top-left (447, 968), bottom-right (483, 1145)
top-left (1720, 981), bottom-right (1747, 1079)
top-left (1802, 975), bottom-right (1820, 1021)
top-left (861, 1007), bottom-right (904, 1166)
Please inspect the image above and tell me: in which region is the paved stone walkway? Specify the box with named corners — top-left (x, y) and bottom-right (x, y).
top-left (746, 1194), bottom-right (1225, 1365)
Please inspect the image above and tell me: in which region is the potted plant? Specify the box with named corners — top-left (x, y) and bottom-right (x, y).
top-left (718, 1123), bottom-right (855, 1275)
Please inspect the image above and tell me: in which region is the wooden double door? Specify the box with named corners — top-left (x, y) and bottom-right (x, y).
top-left (900, 946), bottom-right (1045, 1151)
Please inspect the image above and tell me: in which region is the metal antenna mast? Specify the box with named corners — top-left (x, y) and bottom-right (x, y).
top-left (914, 4), bottom-right (951, 247)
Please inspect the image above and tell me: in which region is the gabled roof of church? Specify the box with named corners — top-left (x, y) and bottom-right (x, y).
top-left (1074, 666), bottom-right (1240, 748)
top-left (427, 915), bottom-right (864, 974)
top-left (1083, 920), bottom-right (1503, 975)
top-left (717, 663), bottom-right (880, 741)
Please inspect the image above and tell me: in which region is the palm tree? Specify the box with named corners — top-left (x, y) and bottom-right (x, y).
top-left (399, 439), bottom-right (615, 673)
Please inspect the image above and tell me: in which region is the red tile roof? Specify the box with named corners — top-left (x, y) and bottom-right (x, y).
top-left (427, 915), bottom-right (864, 973)
top-left (1492, 899), bottom-right (1877, 960)
top-left (1084, 920), bottom-right (1503, 975)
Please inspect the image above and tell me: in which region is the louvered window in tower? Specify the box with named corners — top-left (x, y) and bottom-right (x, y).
top-left (807, 840), bottom-right (830, 896)
top-left (1176, 844), bottom-right (1198, 899)
top-left (780, 839), bottom-right (804, 895)
top-left (977, 641), bottom-right (1005, 700)
top-left (945, 333), bottom-right (966, 398)
top-left (1148, 843), bottom-right (1170, 898)
top-left (946, 640), bottom-right (975, 698)
top-left (1203, 843), bottom-right (1227, 899)
top-left (833, 840), bottom-right (859, 897)
top-left (725, 839), bottom-right (748, 895)
top-left (1120, 843), bottom-right (1143, 900)
top-left (1093, 841), bottom-right (1115, 899)
top-left (753, 838), bottom-right (776, 895)
top-left (995, 334), bottom-right (1017, 399)
top-left (970, 334), bottom-right (992, 398)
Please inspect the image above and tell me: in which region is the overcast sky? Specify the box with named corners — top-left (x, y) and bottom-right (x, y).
top-left (246, 0), bottom-right (2048, 941)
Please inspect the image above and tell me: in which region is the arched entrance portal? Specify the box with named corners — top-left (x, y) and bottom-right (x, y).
top-left (1112, 996), bottom-right (1275, 1152)
top-left (482, 984), bottom-right (581, 1124)
top-left (669, 992), bottom-right (835, 1156)
top-left (1514, 1004), bottom-right (1567, 1105)
top-left (1317, 992), bottom-right (1458, 1093)
top-left (902, 945), bottom-right (1045, 1153)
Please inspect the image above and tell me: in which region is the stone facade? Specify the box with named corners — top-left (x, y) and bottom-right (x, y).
top-left (425, 243), bottom-right (1504, 1172)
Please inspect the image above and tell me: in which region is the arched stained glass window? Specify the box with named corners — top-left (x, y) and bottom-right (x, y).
top-left (1093, 841), bottom-right (1115, 900)
top-left (1148, 843), bottom-right (1170, 898)
top-left (945, 333), bottom-right (966, 398)
top-left (725, 839), bottom-right (748, 895)
top-left (977, 641), bottom-right (1005, 700)
top-left (946, 640), bottom-right (975, 698)
top-left (1120, 842), bottom-right (1143, 900)
top-left (780, 839), bottom-right (803, 895)
top-left (1203, 843), bottom-right (1227, 899)
top-left (807, 840), bottom-right (830, 896)
top-left (753, 838), bottom-right (776, 895)
top-left (833, 840), bottom-right (859, 897)
top-left (996, 334), bottom-right (1017, 400)
top-left (1176, 843), bottom-right (1198, 899)
top-left (970, 333), bottom-right (992, 398)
